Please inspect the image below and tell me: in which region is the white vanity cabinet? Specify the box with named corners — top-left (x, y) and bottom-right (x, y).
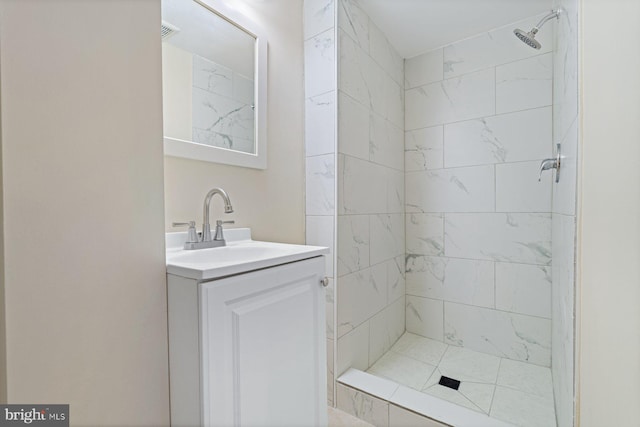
top-left (167, 255), bottom-right (327, 427)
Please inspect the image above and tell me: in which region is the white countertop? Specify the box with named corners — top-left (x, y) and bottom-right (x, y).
top-left (166, 228), bottom-right (329, 281)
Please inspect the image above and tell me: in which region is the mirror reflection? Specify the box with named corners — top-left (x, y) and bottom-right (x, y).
top-left (162, 0), bottom-right (256, 154)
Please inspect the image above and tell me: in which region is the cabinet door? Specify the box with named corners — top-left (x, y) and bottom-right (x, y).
top-left (200, 256), bottom-right (327, 427)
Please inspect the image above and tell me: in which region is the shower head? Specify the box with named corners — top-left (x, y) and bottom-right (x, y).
top-left (514, 28), bottom-right (541, 49)
top-left (514, 9), bottom-right (562, 49)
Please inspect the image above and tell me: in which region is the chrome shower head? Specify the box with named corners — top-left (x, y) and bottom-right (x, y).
top-left (514, 9), bottom-right (562, 50)
top-left (514, 28), bottom-right (541, 50)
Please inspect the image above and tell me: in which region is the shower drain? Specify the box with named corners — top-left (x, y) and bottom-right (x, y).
top-left (438, 375), bottom-right (461, 390)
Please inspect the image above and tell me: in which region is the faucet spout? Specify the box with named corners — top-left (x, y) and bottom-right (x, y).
top-left (202, 188), bottom-right (233, 242)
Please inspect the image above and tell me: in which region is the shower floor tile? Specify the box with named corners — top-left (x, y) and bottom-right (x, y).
top-left (368, 351), bottom-right (436, 390)
top-left (365, 332), bottom-right (557, 427)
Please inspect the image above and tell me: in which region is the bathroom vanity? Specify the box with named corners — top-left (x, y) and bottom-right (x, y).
top-left (166, 229), bottom-right (328, 427)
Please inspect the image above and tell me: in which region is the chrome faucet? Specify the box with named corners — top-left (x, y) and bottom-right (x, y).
top-left (202, 188), bottom-right (234, 242)
top-left (173, 187), bottom-right (234, 250)
top-left (539, 144), bottom-right (561, 183)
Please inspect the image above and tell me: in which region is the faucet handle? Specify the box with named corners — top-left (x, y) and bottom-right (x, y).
top-left (172, 221), bottom-right (196, 227)
top-left (214, 220), bottom-right (235, 241)
top-left (172, 221), bottom-right (199, 243)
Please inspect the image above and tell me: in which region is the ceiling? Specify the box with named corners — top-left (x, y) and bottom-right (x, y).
top-left (357, 0), bottom-right (554, 58)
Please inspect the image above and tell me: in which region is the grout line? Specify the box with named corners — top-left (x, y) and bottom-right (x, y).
top-left (403, 296), bottom-right (552, 321)
top-left (493, 262), bottom-right (497, 309)
top-left (403, 104), bottom-right (552, 132)
top-left (494, 163), bottom-right (497, 212)
top-left (494, 66), bottom-right (497, 114)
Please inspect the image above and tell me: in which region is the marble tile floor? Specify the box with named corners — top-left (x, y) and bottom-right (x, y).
top-left (366, 332), bottom-right (556, 427)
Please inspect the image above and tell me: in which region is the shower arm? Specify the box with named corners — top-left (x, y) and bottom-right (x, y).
top-left (531, 9), bottom-right (562, 34)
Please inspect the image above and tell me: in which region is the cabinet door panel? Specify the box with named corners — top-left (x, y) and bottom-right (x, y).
top-left (200, 257), bottom-right (326, 427)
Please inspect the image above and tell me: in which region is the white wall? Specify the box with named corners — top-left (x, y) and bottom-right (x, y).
top-left (0, 0), bottom-right (169, 425)
top-left (164, 0), bottom-right (305, 245)
top-left (578, 0), bottom-right (640, 425)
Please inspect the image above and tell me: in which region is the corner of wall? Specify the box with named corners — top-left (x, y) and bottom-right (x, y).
top-left (0, 37), bottom-right (7, 403)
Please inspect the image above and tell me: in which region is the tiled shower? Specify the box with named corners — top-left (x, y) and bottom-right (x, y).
top-left (304, 0), bottom-right (578, 426)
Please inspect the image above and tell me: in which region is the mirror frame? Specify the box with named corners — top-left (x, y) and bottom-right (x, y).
top-left (163, 0), bottom-right (268, 169)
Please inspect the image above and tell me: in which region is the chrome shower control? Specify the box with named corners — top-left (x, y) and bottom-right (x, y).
top-left (539, 144), bottom-right (561, 183)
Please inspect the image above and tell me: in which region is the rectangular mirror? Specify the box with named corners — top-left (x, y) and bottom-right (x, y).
top-left (161, 0), bottom-right (267, 169)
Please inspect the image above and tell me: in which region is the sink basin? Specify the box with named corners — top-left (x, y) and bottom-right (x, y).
top-left (166, 228), bottom-right (329, 280)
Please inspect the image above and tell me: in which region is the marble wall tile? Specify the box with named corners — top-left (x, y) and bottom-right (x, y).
top-left (233, 73), bottom-right (254, 105)
top-left (405, 255), bottom-right (445, 300)
top-left (496, 161), bottom-right (552, 212)
top-left (551, 212), bottom-right (576, 427)
top-left (444, 213), bottom-right (552, 265)
top-left (370, 113), bottom-right (404, 170)
top-left (337, 0), bottom-right (369, 52)
top-left (306, 154), bottom-right (335, 215)
top-left (496, 53), bottom-right (553, 114)
top-left (192, 54), bottom-right (233, 97)
top-left (443, 14), bottom-right (553, 79)
top-left (553, 0), bottom-right (579, 146)
top-left (444, 302), bottom-right (551, 366)
top-left (306, 91), bottom-right (336, 157)
top-left (305, 28), bottom-right (335, 98)
top-left (327, 337), bottom-right (335, 405)
top-left (552, 118), bottom-right (578, 216)
top-left (405, 126), bottom-right (444, 171)
top-left (336, 384), bottom-right (390, 427)
top-left (405, 49), bottom-right (444, 89)
top-left (339, 27), bottom-right (392, 122)
top-left (338, 92), bottom-right (369, 160)
top-left (337, 321), bottom-right (370, 375)
top-left (405, 166), bottom-right (495, 213)
top-left (337, 214), bottom-right (369, 276)
top-left (369, 296), bottom-right (405, 365)
top-left (383, 74), bottom-right (405, 129)
top-left (339, 29), bottom-right (370, 107)
top-left (192, 87), bottom-right (253, 140)
top-left (339, 154), bottom-right (386, 214)
top-left (337, 268), bottom-right (386, 337)
top-left (405, 68), bottom-right (495, 130)
top-left (444, 107), bottom-right (552, 168)
top-left (369, 21), bottom-right (404, 86)
top-left (405, 213), bottom-right (444, 256)
top-left (189, 128), bottom-right (233, 151)
top-left (495, 262), bottom-right (552, 319)
top-left (440, 258), bottom-right (494, 308)
top-left (387, 167), bottom-right (405, 214)
top-left (306, 215), bottom-right (335, 277)
top-left (387, 255), bottom-right (406, 303)
top-left (406, 256), bottom-right (494, 309)
top-left (325, 277), bottom-right (335, 339)
top-left (370, 214), bottom-right (405, 265)
top-left (389, 404), bottom-right (449, 427)
top-left (406, 296), bottom-right (443, 341)
top-left (304, 0), bottom-right (334, 41)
